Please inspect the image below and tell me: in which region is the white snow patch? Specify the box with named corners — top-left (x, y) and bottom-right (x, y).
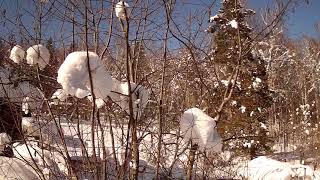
top-left (57, 51), bottom-right (113, 104)
top-left (180, 108), bottom-right (222, 152)
top-left (239, 156), bottom-right (320, 180)
top-left (26, 44), bottom-right (50, 70)
top-left (228, 19), bottom-right (238, 29)
top-left (115, 1), bottom-right (129, 20)
top-left (0, 133), bottom-right (11, 152)
top-left (209, 15), bottom-right (220, 22)
top-left (10, 45), bottom-right (25, 64)
top-left (239, 105), bottom-right (246, 113)
top-left (51, 89), bottom-right (68, 103)
top-left (22, 97), bottom-right (30, 115)
top-left (252, 77), bottom-right (262, 90)
top-left (260, 122), bottom-right (267, 129)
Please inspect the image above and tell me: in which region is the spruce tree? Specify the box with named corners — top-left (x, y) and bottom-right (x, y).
top-left (208, 0), bottom-right (272, 158)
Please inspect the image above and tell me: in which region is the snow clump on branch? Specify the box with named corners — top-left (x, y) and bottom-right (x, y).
top-left (180, 108), bottom-right (222, 152)
top-left (57, 51), bottom-right (113, 103)
top-left (115, 1), bottom-right (129, 20)
top-left (26, 44), bottom-right (50, 70)
top-left (110, 78), bottom-right (149, 118)
top-left (10, 45), bottom-right (25, 64)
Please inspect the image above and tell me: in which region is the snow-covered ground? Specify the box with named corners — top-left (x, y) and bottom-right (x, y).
top-left (1, 116), bottom-right (319, 179)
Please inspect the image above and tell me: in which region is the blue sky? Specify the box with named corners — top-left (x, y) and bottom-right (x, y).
top-left (0, 0), bottom-right (319, 42)
top-left (248, 0), bottom-right (320, 38)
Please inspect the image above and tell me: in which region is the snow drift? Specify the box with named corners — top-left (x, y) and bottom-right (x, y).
top-left (26, 44), bottom-right (50, 70)
top-left (57, 51), bottom-right (113, 104)
top-left (239, 156), bottom-right (320, 180)
top-left (180, 108), bottom-right (222, 152)
top-left (10, 45), bottom-right (25, 64)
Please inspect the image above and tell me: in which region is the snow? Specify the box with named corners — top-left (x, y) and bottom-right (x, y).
top-left (0, 157), bottom-right (40, 179)
top-left (0, 67), bottom-right (43, 108)
top-left (180, 108), bottom-right (222, 152)
top-left (22, 117), bottom-right (61, 145)
top-left (9, 45), bottom-right (25, 64)
top-left (51, 89), bottom-right (68, 103)
top-left (109, 78), bottom-right (149, 118)
top-left (22, 97), bottom-right (30, 115)
top-left (57, 51), bottom-right (113, 104)
top-left (260, 122), bottom-right (267, 129)
top-left (228, 19), bottom-right (238, 29)
top-left (115, 1), bottom-right (129, 20)
top-left (239, 156), bottom-right (320, 180)
top-left (252, 77), bottom-right (262, 90)
top-left (26, 44), bottom-right (50, 70)
top-left (209, 15), bottom-right (220, 22)
top-left (0, 133), bottom-right (11, 153)
top-left (240, 105), bottom-right (246, 113)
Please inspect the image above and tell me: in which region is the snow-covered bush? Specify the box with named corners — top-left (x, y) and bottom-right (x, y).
top-left (115, 1), bottom-right (129, 20)
top-left (9, 45), bottom-right (25, 64)
top-left (0, 133), bottom-right (11, 153)
top-left (110, 78), bottom-right (149, 118)
top-left (57, 51), bottom-right (113, 103)
top-left (13, 141), bottom-right (68, 176)
top-left (180, 108), bottom-right (222, 152)
top-left (26, 44), bottom-right (50, 70)
top-left (22, 117), bottom-right (61, 145)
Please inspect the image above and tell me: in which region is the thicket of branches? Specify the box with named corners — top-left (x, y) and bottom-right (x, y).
top-left (0, 0), bottom-right (319, 179)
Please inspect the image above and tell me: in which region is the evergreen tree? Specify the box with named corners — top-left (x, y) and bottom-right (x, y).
top-left (208, 0), bottom-right (272, 158)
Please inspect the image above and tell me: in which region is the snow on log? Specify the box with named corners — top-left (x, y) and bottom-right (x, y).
top-left (9, 45), bottom-right (25, 64)
top-left (57, 51), bottom-right (113, 103)
top-left (115, 1), bottom-right (129, 20)
top-left (180, 108), bottom-right (222, 152)
top-left (26, 44), bottom-right (50, 70)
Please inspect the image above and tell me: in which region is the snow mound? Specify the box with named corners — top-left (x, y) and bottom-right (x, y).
top-left (26, 44), bottom-right (50, 70)
top-left (110, 79), bottom-right (149, 118)
top-left (115, 1), bottom-right (129, 20)
top-left (13, 141), bottom-right (67, 176)
top-left (0, 133), bottom-right (11, 152)
top-left (180, 108), bottom-right (222, 152)
top-left (0, 157), bottom-right (40, 179)
top-left (239, 156), bottom-right (320, 180)
top-left (10, 45), bottom-right (25, 64)
top-left (57, 51), bottom-right (113, 103)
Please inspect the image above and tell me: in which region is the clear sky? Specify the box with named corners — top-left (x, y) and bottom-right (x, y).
top-left (248, 0), bottom-right (320, 38)
top-left (0, 0), bottom-right (319, 42)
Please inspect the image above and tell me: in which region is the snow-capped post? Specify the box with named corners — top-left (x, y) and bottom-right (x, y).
top-left (180, 108), bottom-right (222, 180)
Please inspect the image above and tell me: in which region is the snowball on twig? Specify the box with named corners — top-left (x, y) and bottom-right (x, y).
top-left (26, 44), bottom-right (50, 70)
top-left (115, 1), bottom-right (129, 20)
top-left (10, 45), bottom-right (25, 64)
